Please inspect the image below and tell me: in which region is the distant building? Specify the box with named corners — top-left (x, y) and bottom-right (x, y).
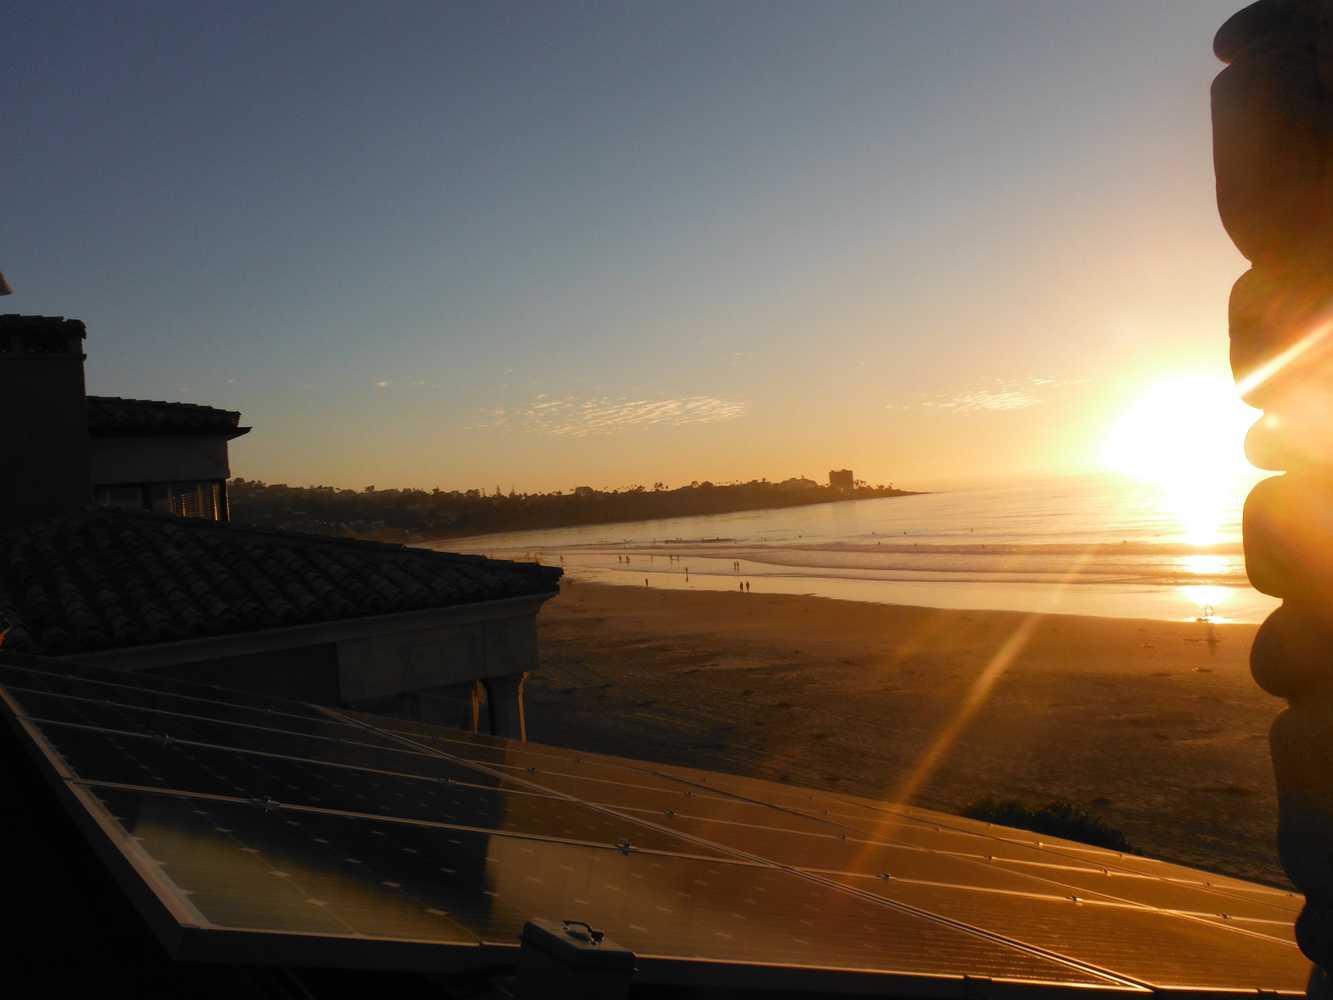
top-left (778, 476), bottom-right (819, 491)
top-left (829, 468), bottom-right (854, 491)
top-left (573, 485), bottom-right (596, 497)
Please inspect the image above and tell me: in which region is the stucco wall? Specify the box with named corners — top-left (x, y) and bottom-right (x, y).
top-left (79, 596), bottom-right (550, 739)
top-left (150, 641), bottom-right (341, 703)
top-left (89, 434), bottom-right (231, 485)
top-left (335, 613), bottom-right (538, 703)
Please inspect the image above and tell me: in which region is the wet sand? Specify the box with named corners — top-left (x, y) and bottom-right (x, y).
top-left (528, 582), bottom-right (1288, 887)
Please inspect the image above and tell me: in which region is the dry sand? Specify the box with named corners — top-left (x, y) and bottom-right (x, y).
top-left (527, 582), bottom-right (1289, 887)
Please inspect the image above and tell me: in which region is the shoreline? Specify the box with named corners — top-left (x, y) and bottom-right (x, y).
top-left (547, 563), bottom-right (1278, 624)
top-left (529, 582), bottom-right (1288, 887)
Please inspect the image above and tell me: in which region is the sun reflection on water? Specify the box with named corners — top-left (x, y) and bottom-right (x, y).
top-left (1180, 552), bottom-right (1229, 577)
top-left (1158, 479), bottom-right (1234, 547)
top-left (1180, 583), bottom-right (1229, 621)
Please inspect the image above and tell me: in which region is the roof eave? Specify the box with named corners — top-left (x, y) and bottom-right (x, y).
top-left (59, 591), bottom-right (560, 672)
top-left (87, 427), bottom-right (249, 440)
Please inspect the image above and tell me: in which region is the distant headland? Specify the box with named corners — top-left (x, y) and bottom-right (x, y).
top-left (228, 472), bottom-right (922, 543)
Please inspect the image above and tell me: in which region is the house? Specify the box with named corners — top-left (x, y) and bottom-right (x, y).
top-left (0, 313), bottom-right (561, 738)
top-left (0, 314), bottom-right (247, 523)
top-left (88, 395), bottom-right (249, 521)
top-left (0, 507), bottom-right (560, 736)
top-left (829, 468), bottom-right (854, 491)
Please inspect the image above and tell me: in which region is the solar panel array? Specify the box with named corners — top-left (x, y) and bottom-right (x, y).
top-left (0, 655), bottom-right (1311, 996)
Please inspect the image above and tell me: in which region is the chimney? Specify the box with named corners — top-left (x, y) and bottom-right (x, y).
top-left (0, 315), bottom-right (91, 526)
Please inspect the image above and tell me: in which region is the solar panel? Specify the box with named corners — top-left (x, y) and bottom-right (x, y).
top-left (2, 686), bottom-right (495, 780)
top-left (59, 784), bottom-right (1134, 989)
top-left (0, 654), bottom-right (1311, 997)
top-left (1198, 914), bottom-right (1298, 947)
top-left (611, 811), bottom-right (1075, 892)
top-left (0, 663), bottom-right (408, 748)
top-left (0, 654), bottom-right (331, 720)
top-left (350, 723), bottom-right (1294, 922)
top-left (832, 876), bottom-right (1309, 993)
top-left (496, 769), bottom-right (849, 836)
top-left (29, 719), bottom-right (725, 856)
top-left (635, 759), bottom-right (1303, 921)
top-left (985, 859), bottom-right (1299, 922)
top-left (705, 777), bottom-right (1302, 924)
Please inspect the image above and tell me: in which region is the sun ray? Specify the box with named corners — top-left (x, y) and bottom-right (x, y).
top-left (855, 543), bottom-right (1102, 852)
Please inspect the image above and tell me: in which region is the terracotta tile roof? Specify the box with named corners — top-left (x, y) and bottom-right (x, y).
top-left (0, 509), bottom-right (561, 655)
top-left (86, 396), bottom-right (250, 439)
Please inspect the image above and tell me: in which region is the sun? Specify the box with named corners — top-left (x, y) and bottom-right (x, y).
top-left (1098, 373), bottom-right (1260, 547)
top-left (1099, 373), bottom-right (1257, 485)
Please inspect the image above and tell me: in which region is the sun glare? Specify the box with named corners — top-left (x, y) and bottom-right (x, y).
top-left (1099, 374), bottom-right (1259, 546)
top-left (1099, 374), bottom-right (1256, 484)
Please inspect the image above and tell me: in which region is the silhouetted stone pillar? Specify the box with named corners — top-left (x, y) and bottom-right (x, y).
top-left (484, 672), bottom-right (528, 741)
top-left (1213, 3), bottom-right (1333, 993)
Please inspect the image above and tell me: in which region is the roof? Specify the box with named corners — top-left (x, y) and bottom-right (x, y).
top-left (86, 395), bottom-right (251, 439)
top-left (0, 508), bottom-right (561, 655)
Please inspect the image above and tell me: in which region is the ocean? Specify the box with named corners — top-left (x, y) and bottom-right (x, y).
top-left (434, 472), bottom-right (1280, 623)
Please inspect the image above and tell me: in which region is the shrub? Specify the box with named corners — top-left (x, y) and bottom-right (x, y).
top-left (962, 797), bottom-right (1132, 852)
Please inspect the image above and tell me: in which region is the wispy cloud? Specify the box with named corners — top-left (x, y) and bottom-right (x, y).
top-left (932, 388), bottom-right (1041, 413)
top-left (473, 394), bottom-right (748, 437)
top-left (888, 377), bottom-right (1086, 416)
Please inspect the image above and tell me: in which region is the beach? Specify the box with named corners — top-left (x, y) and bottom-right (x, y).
top-left (441, 473), bottom-right (1280, 624)
top-left (527, 582), bottom-right (1288, 887)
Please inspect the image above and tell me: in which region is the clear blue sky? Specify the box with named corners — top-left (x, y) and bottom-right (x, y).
top-left (6, 1), bottom-right (1248, 491)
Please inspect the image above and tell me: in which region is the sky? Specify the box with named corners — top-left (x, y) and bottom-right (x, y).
top-left (6, 1), bottom-right (1252, 493)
